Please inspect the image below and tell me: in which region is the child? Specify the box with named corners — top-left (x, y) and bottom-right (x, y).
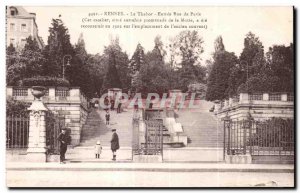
top-left (105, 111), bottom-right (110, 125)
top-left (95, 140), bottom-right (102, 159)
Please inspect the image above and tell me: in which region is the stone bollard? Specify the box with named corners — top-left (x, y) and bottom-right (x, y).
top-left (26, 87), bottom-right (49, 162)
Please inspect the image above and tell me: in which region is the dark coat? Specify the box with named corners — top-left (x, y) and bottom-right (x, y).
top-left (57, 133), bottom-right (71, 147)
top-left (110, 132), bottom-right (120, 151)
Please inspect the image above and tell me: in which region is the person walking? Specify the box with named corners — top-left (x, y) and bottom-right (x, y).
top-left (105, 111), bottom-right (110, 125)
top-left (110, 128), bottom-right (119, 161)
top-left (57, 128), bottom-right (71, 164)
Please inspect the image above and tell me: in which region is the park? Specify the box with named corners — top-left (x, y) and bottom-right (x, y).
top-left (5, 6), bottom-right (294, 187)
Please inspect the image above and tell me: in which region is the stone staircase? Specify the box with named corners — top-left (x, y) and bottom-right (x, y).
top-left (176, 100), bottom-right (223, 148)
top-left (66, 109), bottom-right (133, 161)
top-left (79, 109), bottom-right (133, 147)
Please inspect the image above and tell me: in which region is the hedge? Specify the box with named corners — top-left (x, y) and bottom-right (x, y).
top-left (21, 76), bottom-right (70, 87)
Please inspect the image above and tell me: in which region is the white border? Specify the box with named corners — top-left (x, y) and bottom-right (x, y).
top-left (0, 0), bottom-right (298, 192)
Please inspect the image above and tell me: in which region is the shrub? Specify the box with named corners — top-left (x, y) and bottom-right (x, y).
top-left (6, 97), bottom-right (30, 115)
top-left (21, 76), bottom-right (70, 87)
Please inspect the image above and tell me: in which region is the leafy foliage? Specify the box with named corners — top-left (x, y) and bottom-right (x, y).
top-left (206, 36), bottom-right (238, 101)
top-left (42, 18), bottom-right (74, 77)
top-left (7, 36), bottom-right (45, 86)
top-left (6, 97), bottom-right (30, 115)
top-left (22, 76), bottom-right (70, 87)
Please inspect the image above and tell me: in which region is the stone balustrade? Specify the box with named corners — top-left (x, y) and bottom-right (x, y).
top-left (218, 93), bottom-right (293, 110)
top-left (7, 86), bottom-right (89, 109)
top-left (216, 92), bottom-right (294, 121)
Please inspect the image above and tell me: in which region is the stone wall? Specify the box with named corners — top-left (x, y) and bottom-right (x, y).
top-left (7, 86), bottom-right (89, 146)
top-left (47, 104), bottom-right (88, 146)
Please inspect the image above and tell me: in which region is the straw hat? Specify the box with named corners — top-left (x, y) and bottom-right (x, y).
top-left (96, 141), bottom-right (101, 145)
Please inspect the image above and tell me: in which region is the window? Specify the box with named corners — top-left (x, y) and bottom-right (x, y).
top-left (10, 23), bottom-right (15, 31)
top-left (10, 10), bottom-right (15, 16)
top-left (21, 24), bottom-right (27, 32)
top-left (9, 38), bottom-right (15, 46)
top-left (21, 39), bottom-right (26, 46)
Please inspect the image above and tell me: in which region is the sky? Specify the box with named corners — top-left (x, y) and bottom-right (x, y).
top-left (24, 6), bottom-right (293, 63)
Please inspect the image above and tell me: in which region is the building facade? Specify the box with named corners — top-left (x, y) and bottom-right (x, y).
top-left (6, 6), bottom-right (44, 50)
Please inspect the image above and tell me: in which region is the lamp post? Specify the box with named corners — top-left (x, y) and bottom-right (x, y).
top-left (240, 61), bottom-right (249, 93)
top-left (62, 55), bottom-right (72, 80)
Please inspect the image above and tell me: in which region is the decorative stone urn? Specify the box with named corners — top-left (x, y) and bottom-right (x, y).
top-left (31, 86), bottom-right (46, 100)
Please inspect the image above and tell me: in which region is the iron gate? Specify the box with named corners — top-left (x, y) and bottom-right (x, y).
top-left (46, 112), bottom-right (65, 154)
top-left (224, 115), bottom-right (294, 162)
top-left (132, 109), bottom-right (164, 156)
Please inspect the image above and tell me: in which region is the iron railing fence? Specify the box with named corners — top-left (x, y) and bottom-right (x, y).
top-left (6, 113), bottom-right (29, 148)
top-left (224, 117), bottom-right (294, 158)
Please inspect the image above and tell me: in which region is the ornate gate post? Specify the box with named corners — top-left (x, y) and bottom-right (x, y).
top-left (26, 86), bottom-right (49, 162)
top-left (223, 113), bottom-right (231, 160)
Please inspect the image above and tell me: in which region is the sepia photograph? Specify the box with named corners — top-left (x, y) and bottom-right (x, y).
top-left (5, 5), bottom-right (294, 188)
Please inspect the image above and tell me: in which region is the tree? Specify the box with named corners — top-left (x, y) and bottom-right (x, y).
top-left (168, 30), bottom-right (206, 91)
top-left (129, 43), bottom-right (145, 73)
top-left (99, 37), bottom-right (130, 93)
top-left (42, 18), bottom-right (74, 77)
top-left (74, 33), bottom-right (88, 62)
top-left (206, 36), bottom-right (238, 101)
top-left (238, 43), bottom-right (294, 94)
top-left (68, 34), bottom-right (94, 98)
top-left (239, 32), bottom-right (265, 79)
top-left (136, 40), bottom-right (170, 96)
top-left (129, 43), bottom-right (146, 92)
top-left (102, 47), bottom-right (122, 91)
top-left (227, 32), bottom-right (266, 96)
top-left (6, 36), bottom-right (45, 85)
top-left (170, 30), bottom-right (204, 67)
top-left (86, 54), bottom-right (106, 97)
top-left (266, 43), bottom-right (294, 92)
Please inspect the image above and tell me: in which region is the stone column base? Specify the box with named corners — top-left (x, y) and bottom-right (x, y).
top-left (133, 155), bottom-right (163, 163)
top-left (27, 147), bottom-right (47, 162)
top-left (225, 154), bottom-right (252, 164)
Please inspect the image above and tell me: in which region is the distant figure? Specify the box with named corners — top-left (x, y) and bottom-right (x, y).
top-left (134, 99), bottom-right (139, 110)
top-left (117, 98), bottom-right (122, 113)
top-left (104, 96), bottom-right (109, 111)
top-left (57, 128), bottom-right (71, 164)
top-left (94, 140), bottom-right (102, 159)
top-left (110, 128), bottom-right (120, 161)
top-left (105, 111), bottom-right (110, 125)
top-left (149, 99), bottom-right (153, 109)
top-left (94, 100), bottom-right (99, 109)
top-left (110, 98), bottom-right (115, 111)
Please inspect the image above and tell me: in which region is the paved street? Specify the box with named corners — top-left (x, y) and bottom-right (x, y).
top-left (7, 169), bottom-right (294, 187)
top-left (6, 162), bottom-right (294, 187)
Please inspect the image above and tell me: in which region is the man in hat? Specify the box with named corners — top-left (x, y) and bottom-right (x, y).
top-left (110, 128), bottom-right (119, 161)
top-left (57, 127), bottom-right (71, 164)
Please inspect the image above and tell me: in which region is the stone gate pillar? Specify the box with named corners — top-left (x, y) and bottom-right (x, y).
top-left (26, 96), bottom-right (49, 162)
